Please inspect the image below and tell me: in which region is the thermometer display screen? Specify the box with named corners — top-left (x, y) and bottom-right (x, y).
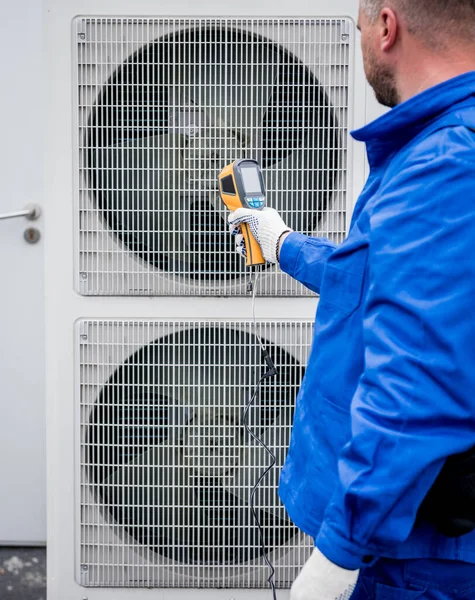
top-left (240, 167), bottom-right (263, 195)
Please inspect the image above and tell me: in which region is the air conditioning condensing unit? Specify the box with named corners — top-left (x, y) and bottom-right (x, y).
top-left (78, 320), bottom-right (313, 589)
top-left (45, 0), bottom-right (372, 598)
top-left (75, 16), bottom-right (353, 296)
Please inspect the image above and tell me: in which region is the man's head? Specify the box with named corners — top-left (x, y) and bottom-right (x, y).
top-left (358, 0), bottom-right (475, 107)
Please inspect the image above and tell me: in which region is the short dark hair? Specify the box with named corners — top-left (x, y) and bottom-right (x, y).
top-left (360, 0), bottom-right (475, 45)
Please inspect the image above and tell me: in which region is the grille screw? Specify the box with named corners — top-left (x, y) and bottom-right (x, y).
top-left (341, 33), bottom-right (349, 41)
top-left (78, 33), bottom-right (86, 40)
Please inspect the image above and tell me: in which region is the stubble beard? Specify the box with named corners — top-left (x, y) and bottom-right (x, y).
top-left (366, 53), bottom-right (400, 108)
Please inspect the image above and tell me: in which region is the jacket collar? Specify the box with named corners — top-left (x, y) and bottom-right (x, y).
top-left (351, 71), bottom-right (475, 168)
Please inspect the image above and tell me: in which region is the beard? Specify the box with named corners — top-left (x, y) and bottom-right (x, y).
top-left (364, 50), bottom-right (400, 108)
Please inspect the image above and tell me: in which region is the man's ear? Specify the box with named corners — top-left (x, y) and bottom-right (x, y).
top-left (380, 8), bottom-right (398, 52)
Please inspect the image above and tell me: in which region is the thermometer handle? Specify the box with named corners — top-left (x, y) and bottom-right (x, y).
top-left (241, 222), bottom-right (265, 267)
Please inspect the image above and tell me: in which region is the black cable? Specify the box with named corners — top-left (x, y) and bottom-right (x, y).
top-left (242, 347), bottom-right (278, 600)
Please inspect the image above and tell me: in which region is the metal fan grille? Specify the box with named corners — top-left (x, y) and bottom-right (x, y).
top-left (77, 320), bottom-right (313, 588)
top-left (74, 17), bottom-right (353, 295)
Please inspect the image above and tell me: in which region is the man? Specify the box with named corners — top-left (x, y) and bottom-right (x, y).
top-left (229, 1), bottom-right (475, 599)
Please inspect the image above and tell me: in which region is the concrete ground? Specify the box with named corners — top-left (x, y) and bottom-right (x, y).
top-left (0, 547), bottom-right (46, 600)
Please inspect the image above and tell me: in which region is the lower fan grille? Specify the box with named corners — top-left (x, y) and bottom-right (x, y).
top-left (77, 320), bottom-right (313, 588)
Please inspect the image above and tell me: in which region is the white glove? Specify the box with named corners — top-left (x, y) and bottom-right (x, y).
top-left (228, 207), bottom-right (292, 264)
top-left (290, 547), bottom-right (359, 600)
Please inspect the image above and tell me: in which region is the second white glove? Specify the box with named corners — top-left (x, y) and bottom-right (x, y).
top-left (228, 207), bottom-right (292, 264)
top-left (290, 547), bottom-right (359, 600)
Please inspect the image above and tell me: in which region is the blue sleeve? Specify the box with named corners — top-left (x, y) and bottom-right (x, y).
top-left (316, 134), bottom-right (475, 569)
top-left (279, 232), bottom-right (337, 294)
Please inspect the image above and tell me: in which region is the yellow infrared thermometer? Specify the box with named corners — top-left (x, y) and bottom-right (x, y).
top-left (218, 158), bottom-right (266, 267)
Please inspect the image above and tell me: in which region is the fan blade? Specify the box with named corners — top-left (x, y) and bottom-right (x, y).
top-left (103, 443), bottom-right (189, 504)
top-left (92, 134), bottom-right (186, 262)
top-left (225, 408), bottom-right (292, 520)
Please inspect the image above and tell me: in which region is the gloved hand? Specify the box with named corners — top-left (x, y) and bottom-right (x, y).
top-left (228, 207), bottom-right (292, 264)
top-left (290, 547), bottom-right (359, 600)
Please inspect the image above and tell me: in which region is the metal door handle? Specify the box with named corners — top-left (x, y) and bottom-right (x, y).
top-left (0, 204), bottom-right (41, 221)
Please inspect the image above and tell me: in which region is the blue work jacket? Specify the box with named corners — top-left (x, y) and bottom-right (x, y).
top-left (278, 72), bottom-right (475, 570)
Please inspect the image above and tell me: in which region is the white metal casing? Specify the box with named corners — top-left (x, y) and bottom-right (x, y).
top-left (44, 0), bottom-right (384, 598)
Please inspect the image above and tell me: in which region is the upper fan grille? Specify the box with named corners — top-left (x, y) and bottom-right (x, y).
top-left (78, 320), bottom-right (313, 588)
top-left (75, 18), bottom-right (353, 295)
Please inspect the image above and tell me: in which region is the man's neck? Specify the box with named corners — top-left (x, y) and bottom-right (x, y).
top-left (397, 47), bottom-right (475, 104)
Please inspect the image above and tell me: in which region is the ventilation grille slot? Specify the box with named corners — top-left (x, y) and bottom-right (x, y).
top-left (78, 319), bottom-right (313, 588)
top-left (75, 17), bottom-right (353, 295)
